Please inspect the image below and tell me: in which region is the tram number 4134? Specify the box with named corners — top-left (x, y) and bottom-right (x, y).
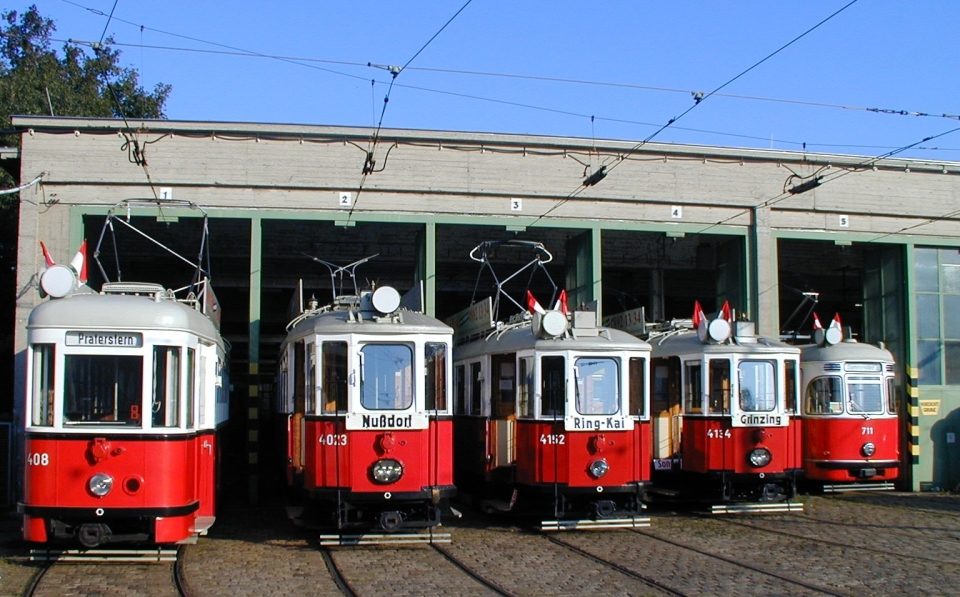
top-left (707, 429), bottom-right (732, 439)
top-left (26, 452), bottom-right (50, 466)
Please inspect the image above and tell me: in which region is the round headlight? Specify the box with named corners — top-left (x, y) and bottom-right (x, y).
top-left (371, 459), bottom-right (403, 484)
top-left (747, 448), bottom-right (772, 468)
top-left (88, 473), bottom-right (114, 497)
top-left (588, 459), bottom-right (609, 479)
top-left (861, 442), bottom-right (876, 457)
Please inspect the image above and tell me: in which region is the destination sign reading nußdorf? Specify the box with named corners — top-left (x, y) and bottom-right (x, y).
top-left (65, 331), bottom-right (143, 347)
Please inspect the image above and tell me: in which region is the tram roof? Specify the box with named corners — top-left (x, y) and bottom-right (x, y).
top-left (454, 323), bottom-right (650, 360)
top-left (648, 329), bottom-right (800, 358)
top-left (285, 307), bottom-right (453, 341)
top-left (27, 291), bottom-right (223, 346)
top-left (799, 340), bottom-right (895, 363)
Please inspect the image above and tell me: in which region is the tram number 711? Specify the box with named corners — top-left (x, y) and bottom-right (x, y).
top-left (861, 426), bottom-right (874, 435)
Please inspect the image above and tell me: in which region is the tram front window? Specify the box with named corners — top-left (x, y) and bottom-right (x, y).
top-left (738, 360), bottom-right (776, 412)
top-left (805, 377), bottom-right (843, 415)
top-left (64, 355), bottom-right (143, 425)
top-left (575, 357), bottom-right (619, 415)
top-left (848, 379), bottom-right (884, 414)
top-left (360, 344), bottom-right (413, 410)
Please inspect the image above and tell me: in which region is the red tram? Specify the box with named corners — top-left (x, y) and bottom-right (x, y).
top-left (644, 303), bottom-right (802, 512)
top-left (451, 241), bottom-right (652, 529)
top-left (277, 272), bottom-right (455, 540)
top-left (20, 204), bottom-right (229, 547)
top-left (799, 315), bottom-right (899, 491)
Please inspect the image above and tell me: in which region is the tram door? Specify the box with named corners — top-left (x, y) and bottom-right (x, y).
top-left (490, 353), bottom-right (516, 468)
top-left (652, 358), bottom-right (682, 460)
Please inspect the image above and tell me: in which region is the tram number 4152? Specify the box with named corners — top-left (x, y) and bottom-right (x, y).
top-left (540, 434), bottom-right (566, 445)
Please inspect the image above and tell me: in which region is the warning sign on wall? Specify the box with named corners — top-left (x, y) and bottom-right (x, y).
top-left (919, 400), bottom-right (941, 416)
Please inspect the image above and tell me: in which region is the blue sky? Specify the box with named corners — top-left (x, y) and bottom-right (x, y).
top-left (18, 1), bottom-right (960, 161)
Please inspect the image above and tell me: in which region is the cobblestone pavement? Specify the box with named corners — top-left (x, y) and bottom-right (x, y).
top-left (2, 492), bottom-right (959, 597)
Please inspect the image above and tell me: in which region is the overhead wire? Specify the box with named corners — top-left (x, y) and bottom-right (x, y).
top-left (347, 0), bottom-right (474, 221)
top-left (526, 0), bottom-right (861, 228)
top-left (695, 123), bottom-right (960, 236)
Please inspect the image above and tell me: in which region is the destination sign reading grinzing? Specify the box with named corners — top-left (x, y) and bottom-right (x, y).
top-left (65, 331), bottom-right (143, 347)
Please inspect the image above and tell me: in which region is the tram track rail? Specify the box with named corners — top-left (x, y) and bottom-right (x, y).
top-left (542, 533), bottom-right (686, 596)
top-left (319, 547), bottom-right (358, 597)
top-left (708, 513), bottom-right (960, 565)
top-left (21, 560), bottom-right (51, 597)
top-left (629, 528), bottom-right (851, 597)
top-left (430, 542), bottom-right (519, 597)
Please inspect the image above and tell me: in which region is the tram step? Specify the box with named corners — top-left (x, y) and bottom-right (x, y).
top-left (823, 482), bottom-right (895, 493)
top-left (29, 548), bottom-right (178, 563)
top-left (319, 532), bottom-right (452, 546)
top-left (541, 516), bottom-right (651, 531)
top-left (710, 502), bottom-right (804, 514)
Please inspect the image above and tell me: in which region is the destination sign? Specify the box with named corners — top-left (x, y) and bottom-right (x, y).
top-left (66, 331), bottom-right (143, 348)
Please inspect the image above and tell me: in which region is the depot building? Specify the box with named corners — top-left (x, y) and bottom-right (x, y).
top-left (6, 115), bottom-right (960, 499)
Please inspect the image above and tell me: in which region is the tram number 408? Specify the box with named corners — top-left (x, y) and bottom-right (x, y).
top-left (26, 452), bottom-right (50, 466)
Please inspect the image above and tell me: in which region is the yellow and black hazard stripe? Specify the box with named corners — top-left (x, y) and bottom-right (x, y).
top-left (907, 366), bottom-right (920, 465)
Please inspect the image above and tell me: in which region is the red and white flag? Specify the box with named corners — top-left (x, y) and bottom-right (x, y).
top-left (553, 289), bottom-right (569, 315)
top-left (70, 240), bottom-right (88, 284)
top-left (39, 241), bottom-right (55, 268)
top-left (812, 312), bottom-right (823, 330)
top-left (692, 300), bottom-right (705, 328)
top-left (829, 313), bottom-right (842, 330)
top-left (720, 300), bottom-right (732, 321)
top-left (526, 290), bottom-right (545, 314)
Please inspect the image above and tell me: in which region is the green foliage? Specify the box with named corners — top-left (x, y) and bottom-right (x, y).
top-left (0, 4), bottom-right (172, 151)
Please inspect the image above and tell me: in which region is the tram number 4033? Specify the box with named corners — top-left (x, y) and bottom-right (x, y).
top-left (318, 434), bottom-right (348, 446)
top-left (26, 452), bottom-right (50, 466)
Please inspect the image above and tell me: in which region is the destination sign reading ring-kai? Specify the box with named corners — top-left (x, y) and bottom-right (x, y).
top-left (66, 331), bottom-right (143, 347)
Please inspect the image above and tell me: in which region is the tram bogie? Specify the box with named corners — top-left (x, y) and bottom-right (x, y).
top-left (277, 275), bottom-right (456, 533)
top-left (799, 316), bottom-right (900, 491)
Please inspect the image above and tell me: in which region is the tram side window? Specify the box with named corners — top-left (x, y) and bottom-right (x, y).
top-left (454, 365), bottom-right (466, 414)
top-left (305, 342), bottom-right (317, 414)
top-left (629, 357), bottom-right (645, 417)
top-left (784, 359), bottom-right (798, 414)
top-left (153, 346), bottom-right (181, 428)
top-left (848, 378), bottom-right (884, 414)
top-left (738, 360), bottom-right (776, 412)
top-left (31, 344), bottom-right (55, 427)
top-left (518, 357), bottom-right (534, 417)
top-left (886, 377), bottom-right (899, 415)
top-left (575, 357), bottom-right (619, 415)
top-left (469, 362), bottom-right (482, 415)
top-left (64, 355), bottom-right (142, 425)
top-left (805, 377), bottom-right (843, 414)
top-left (425, 342), bottom-right (448, 412)
top-left (541, 356), bottom-right (565, 417)
top-left (360, 344), bottom-right (413, 410)
top-left (708, 359), bottom-right (730, 415)
top-left (684, 362), bottom-right (703, 414)
top-left (492, 353), bottom-right (516, 417)
top-left (186, 348), bottom-right (196, 428)
top-left (321, 341), bottom-right (348, 414)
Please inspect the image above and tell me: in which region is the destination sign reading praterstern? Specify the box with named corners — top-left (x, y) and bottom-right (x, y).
top-left (65, 331), bottom-right (143, 347)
